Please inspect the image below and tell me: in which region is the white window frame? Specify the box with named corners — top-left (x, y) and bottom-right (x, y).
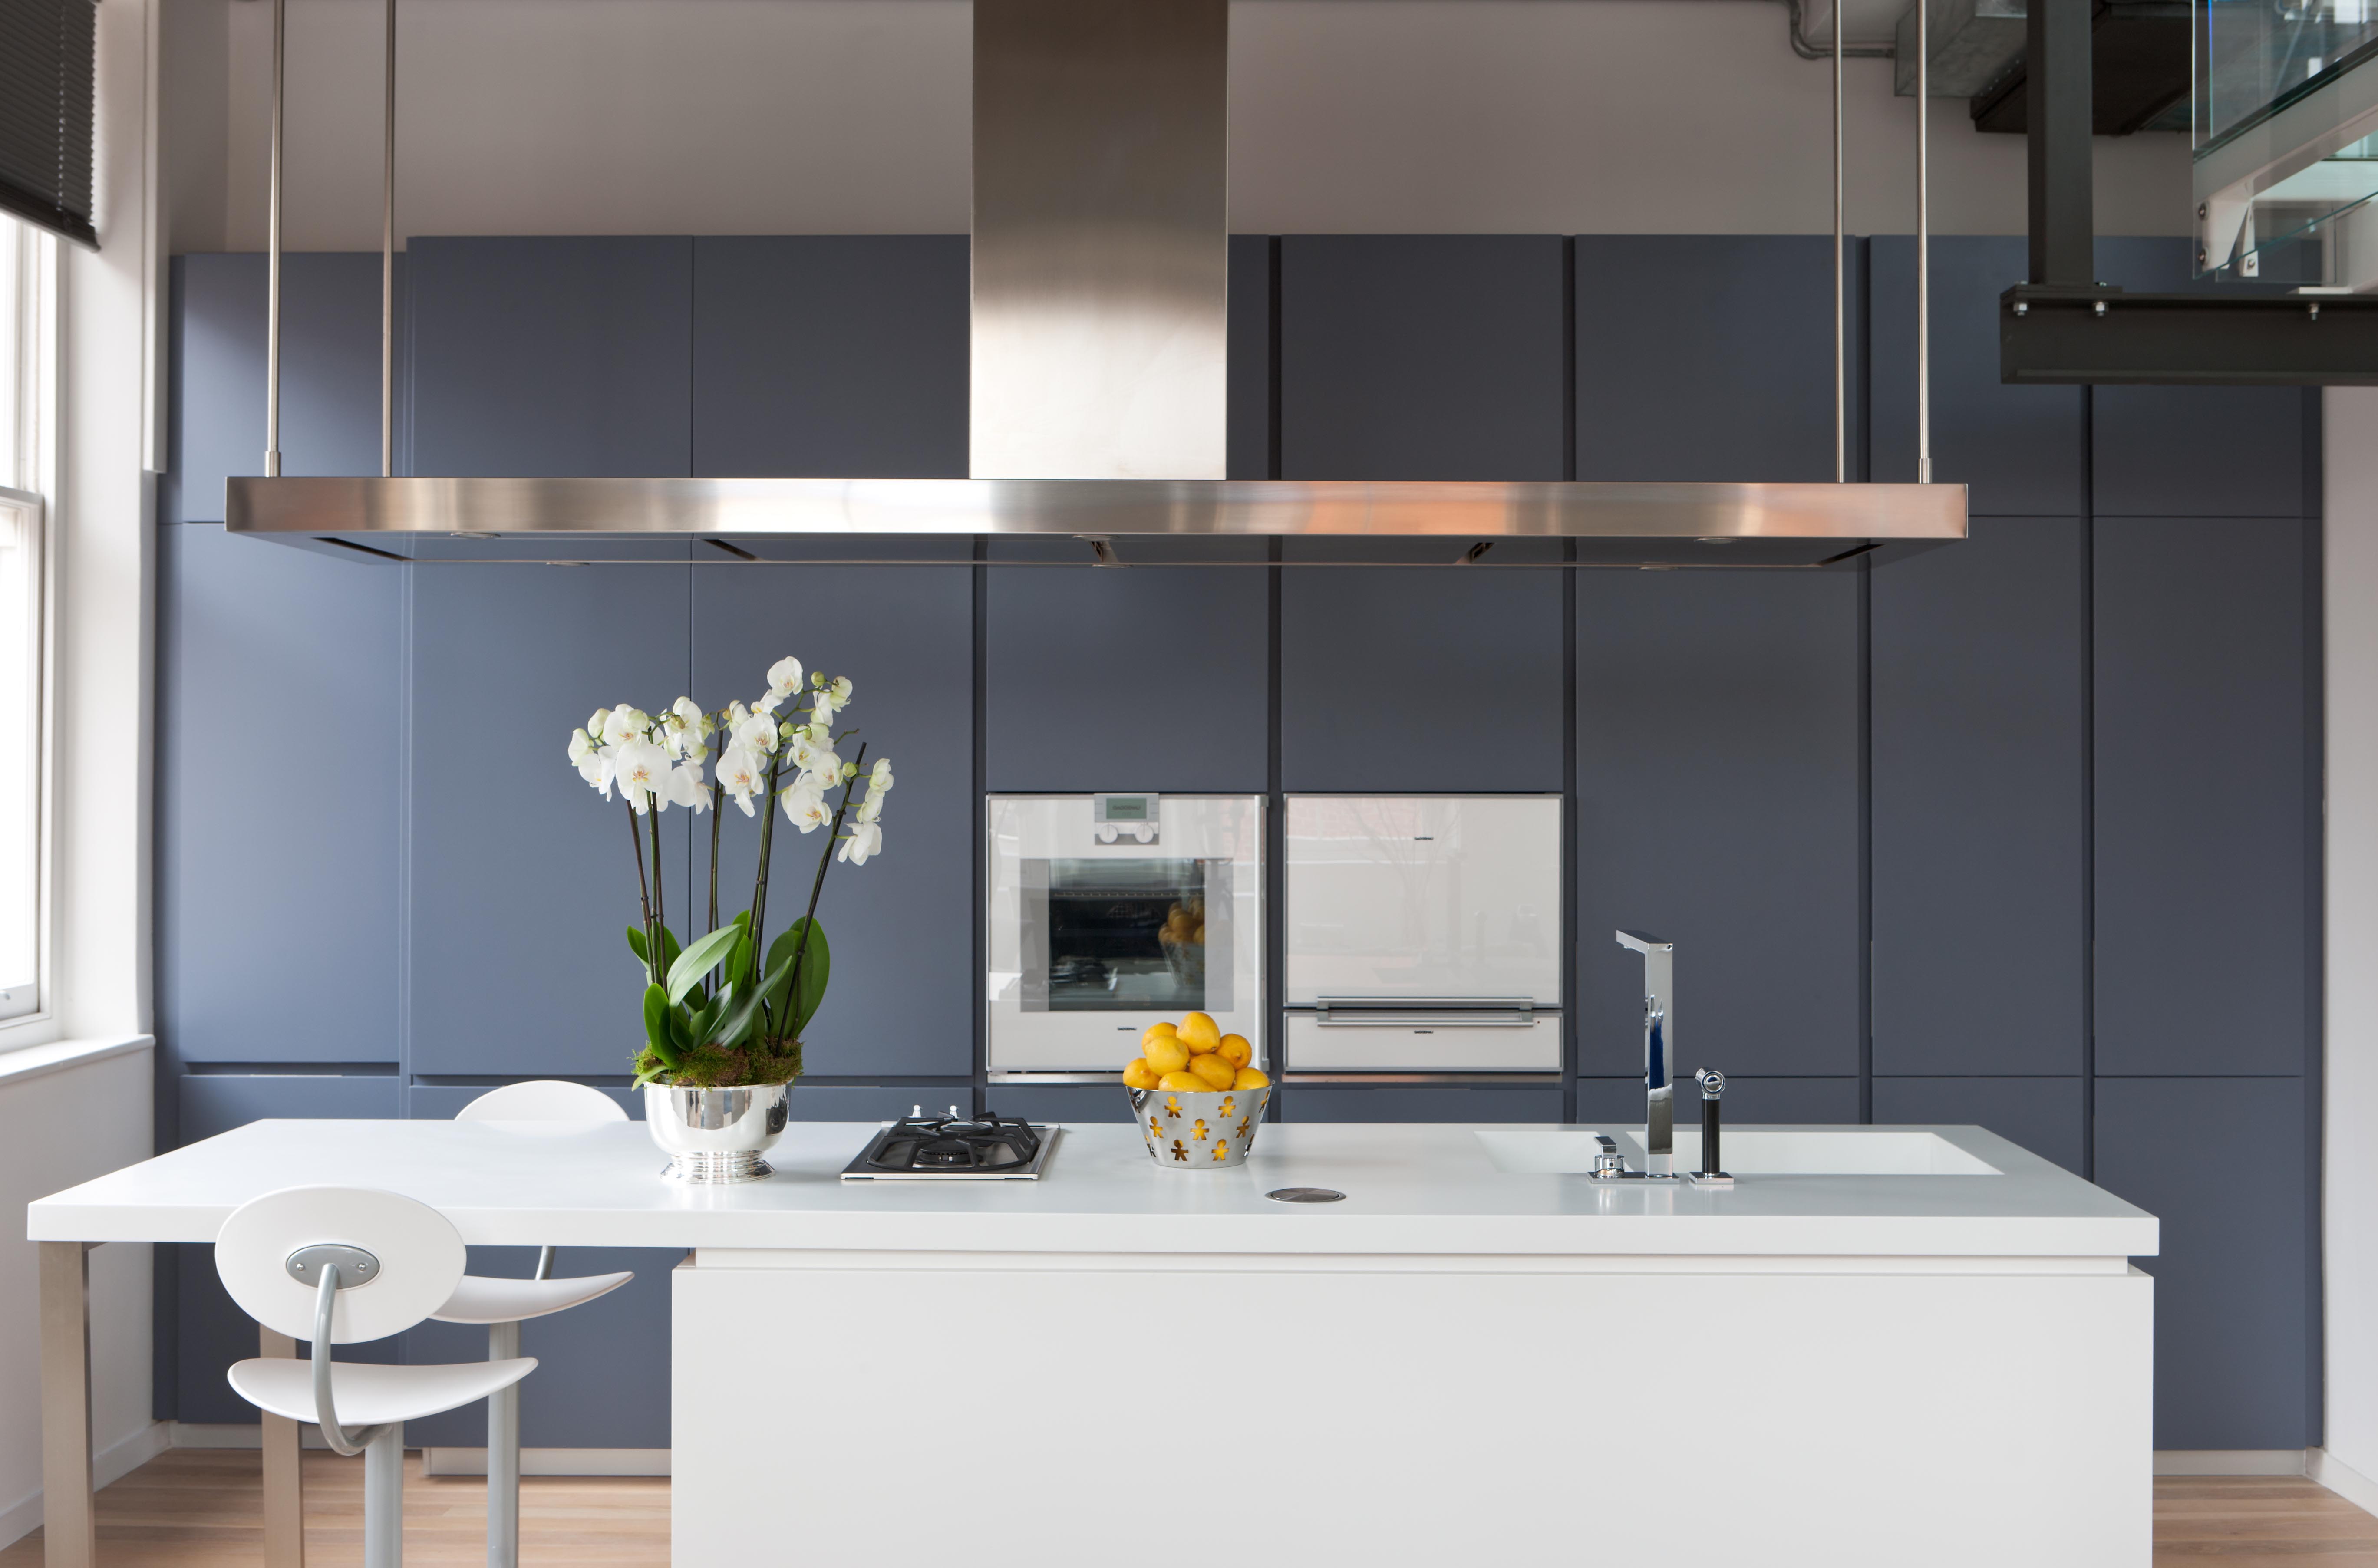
top-left (0, 485), bottom-right (49, 1025)
top-left (0, 214), bottom-right (59, 1036)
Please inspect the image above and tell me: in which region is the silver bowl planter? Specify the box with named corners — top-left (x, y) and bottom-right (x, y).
top-left (646, 1081), bottom-right (791, 1184)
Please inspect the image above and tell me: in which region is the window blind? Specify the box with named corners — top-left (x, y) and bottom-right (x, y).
top-left (0, 0), bottom-right (95, 247)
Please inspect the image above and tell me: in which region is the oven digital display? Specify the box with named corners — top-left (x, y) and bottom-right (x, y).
top-left (1102, 797), bottom-right (1148, 821)
top-left (1035, 858), bottom-right (1217, 1012)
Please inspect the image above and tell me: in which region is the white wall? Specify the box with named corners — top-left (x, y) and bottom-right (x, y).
top-left (162, 0), bottom-right (2190, 251)
top-left (2328, 387), bottom-right (2378, 1487)
top-left (0, 1047), bottom-right (161, 1550)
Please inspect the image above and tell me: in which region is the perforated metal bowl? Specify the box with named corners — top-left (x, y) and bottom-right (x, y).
top-left (1128, 1083), bottom-right (1270, 1168)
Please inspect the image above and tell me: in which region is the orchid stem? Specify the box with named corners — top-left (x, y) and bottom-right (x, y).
top-left (625, 800), bottom-right (657, 985)
top-left (707, 792), bottom-right (722, 939)
top-left (781, 743), bottom-right (865, 1037)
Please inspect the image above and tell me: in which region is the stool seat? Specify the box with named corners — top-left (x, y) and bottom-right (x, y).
top-left (230, 1355), bottom-right (537, 1428)
top-left (433, 1270), bottom-right (633, 1325)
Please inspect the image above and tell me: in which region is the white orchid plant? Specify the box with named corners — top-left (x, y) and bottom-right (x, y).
top-left (567, 656), bottom-right (894, 1089)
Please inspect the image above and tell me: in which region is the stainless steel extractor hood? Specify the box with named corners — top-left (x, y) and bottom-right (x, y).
top-left (225, 0), bottom-right (1965, 565)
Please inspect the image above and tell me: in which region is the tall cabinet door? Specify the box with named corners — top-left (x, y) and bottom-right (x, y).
top-left (409, 236), bottom-right (693, 477)
top-left (1574, 569), bottom-right (1863, 1083)
top-left (691, 236), bottom-right (968, 478)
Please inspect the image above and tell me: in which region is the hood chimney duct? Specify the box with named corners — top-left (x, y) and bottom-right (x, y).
top-left (970, 0), bottom-right (1230, 481)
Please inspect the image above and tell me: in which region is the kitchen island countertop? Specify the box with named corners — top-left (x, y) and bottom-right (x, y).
top-left (28, 1117), bottom-right (2156, 1259)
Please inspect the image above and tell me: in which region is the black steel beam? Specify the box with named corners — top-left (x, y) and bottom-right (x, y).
top-left (2002, 285), bottom-right (2378, 384)
top-left (2028, 0), bottom-right (2097, 286)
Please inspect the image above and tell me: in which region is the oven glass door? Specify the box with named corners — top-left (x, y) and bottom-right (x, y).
top-left (988, 795), bottom-right (1264, 1074)
top-left (1023, 858), bottom-right (1233, 1015)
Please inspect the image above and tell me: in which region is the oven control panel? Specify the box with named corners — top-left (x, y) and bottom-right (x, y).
top-left (1092, 793), bottom-right (1160, 845)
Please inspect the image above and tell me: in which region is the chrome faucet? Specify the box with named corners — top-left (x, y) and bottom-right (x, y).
top-left (1615, 931), bottom-right (1675, 1173)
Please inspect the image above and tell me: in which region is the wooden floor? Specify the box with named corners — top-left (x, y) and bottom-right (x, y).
top-left (3, 1453), bottom-right (2375, 1565)
top-left (0, 1450), bottom-right (667, 1567)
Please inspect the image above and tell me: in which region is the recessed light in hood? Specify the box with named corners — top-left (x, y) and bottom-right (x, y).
top-left (225, 0), bottom-right (1964, 563)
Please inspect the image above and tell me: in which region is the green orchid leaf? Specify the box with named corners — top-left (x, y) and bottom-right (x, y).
top-left (778, 918), bottom-right (831, 1041)
top-left (659, 925), bottom-right (683, 975)
top-left (626, 926), bottom-right (650, 965)
top-left (666, 1003), bottom-right (693, 1052)
top-left (666, 923), bottom-right (746, 1006)
top-left (712, 949), bottom-right (798, 1048)
top-left (641, 982), bottom-right (680, 1067)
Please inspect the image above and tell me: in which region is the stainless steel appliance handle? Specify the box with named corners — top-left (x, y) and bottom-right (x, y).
top-left (1310, 998), bottom-right (1539, 1028)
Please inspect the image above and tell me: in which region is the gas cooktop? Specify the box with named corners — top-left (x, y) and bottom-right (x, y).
top-left (840, 1109), bottom-right (1060, 1181)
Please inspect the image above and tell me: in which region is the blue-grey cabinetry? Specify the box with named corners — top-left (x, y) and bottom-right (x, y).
top-left (168, 253), bottom-right (393, 522)
top-left (408, 237), bottom-right (692, 477)
top-left (690, 237), bottom-right (967, 478)
top-left (2094, 516), bottom-right (2311, 1077)
top-left (984, 536), bottom-right (1270, 791)
top-left (693, 562), bottom-right (976, 1079)
top-left (1573, 235), bottom-right (1856, 482)
top-left (173, 1074), bottom-right (398, 1422)
top-left (2095, 1077), bottom-right (2316, 1448)
top-left (1279, 236), bottom-right (1566, 481)
top-left (407, 553), bottom-right (693, 1077)
top-left (1573, 569), bottom-right (1863, 1083)
top-left (1575, 1077), bottom-right (1860, 1126)
top-left (1870, 517), bottom-right (2085, 1076)
top-left (1870, 237), bottom-right (2083, 514)
top-left (1274, 236), bottom-right (1567, 791)
top-left (2091, 239), bottom-right (2314, 520)
top-left (158, 524), bottom-right (402, 1063)
top-left (1278, 542), bottom-right (1564, 791)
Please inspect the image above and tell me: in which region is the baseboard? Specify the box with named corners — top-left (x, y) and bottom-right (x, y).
top-left (2154, 1449), bottom-right (2312, 1476)
top-left (2308, 1449), bottom-right (2378, 1515)
top-left (171, 1421), bottom-right (333, 1450)
top-left (420, 1447), bottom-right (671, 1477)
top-left (0, 1420), bottom-right (172, 1552)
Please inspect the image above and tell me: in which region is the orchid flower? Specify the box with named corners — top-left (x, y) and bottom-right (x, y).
top-left (780, 779), bottom-right (831, 833)
top-left (600, 705), bottom-right (650, 746)
top-left (659, 696), bottom-right (710, 759)
top-left (567, 727), bottom-right (614, 793)
top-left (733, 712), bottom-right (778, 755)
top-left (838, 820), bottom-right (883, 865)
top-left (856, 789), bottom-right (884, 825)
top-left (768, 656), bottom-right (804, 701)
top-left (612, 737), bottom-right (671, 812)
top-left (715, 745), bottom-right (765, 817)
top-left (868, 758), bottom-right (894, 794)
top-left (664, 760), bottom-right (711, 814)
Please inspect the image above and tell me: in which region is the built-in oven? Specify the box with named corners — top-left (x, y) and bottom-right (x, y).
top-left (1284, 794), bottom-right (1563, 1078)
top-left (986, 794), bottom-right (1265, 1078)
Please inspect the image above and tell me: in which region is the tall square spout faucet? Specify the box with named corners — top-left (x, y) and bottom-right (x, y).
top-left (1615, 931), bottom-right (1674, 1172)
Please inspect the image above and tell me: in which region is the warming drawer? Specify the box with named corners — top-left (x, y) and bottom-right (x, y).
top-left (1285, 1011), bottom-right (1563, 1074)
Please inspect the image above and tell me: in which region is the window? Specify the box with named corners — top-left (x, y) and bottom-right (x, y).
top-left (0, 212), bottom-right (56, 1025)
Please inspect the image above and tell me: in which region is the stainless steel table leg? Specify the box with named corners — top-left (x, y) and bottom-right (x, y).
top-left (38, 1241), bottom-right (95, 1568)
top-left (261, 1325), bottom-right (307, 1568)
top-left (487, 1321), bottom-right (520, 1568)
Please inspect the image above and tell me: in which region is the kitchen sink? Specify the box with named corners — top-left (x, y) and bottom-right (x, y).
top-left (1475, 1127), bottom-right (2003, 1176)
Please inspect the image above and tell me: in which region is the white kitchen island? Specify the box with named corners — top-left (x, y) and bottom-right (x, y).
top-left (29, 1117), bottom-right (2155, 1568)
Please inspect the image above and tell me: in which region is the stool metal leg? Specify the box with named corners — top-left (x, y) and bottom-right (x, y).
top-left (486, 1320), bottom-right (521, 1568)
top-left (363, 1425), bottom-right (404, 1568)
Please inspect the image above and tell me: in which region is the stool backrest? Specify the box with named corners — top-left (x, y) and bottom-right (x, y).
top-left (456, 1080), bottom-right (629, 1122)
top-left (215, 1186), bottom-right (466, 1343)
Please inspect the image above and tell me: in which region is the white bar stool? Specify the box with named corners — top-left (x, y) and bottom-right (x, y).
top-left (438, 1080), bottom-right (635, 1568)
top-left (216, 1186), bottom-right (538, 1568)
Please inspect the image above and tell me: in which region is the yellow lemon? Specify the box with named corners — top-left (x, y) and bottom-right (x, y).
top-left (1177, 1012), bottom-right (1222, 1054)
top-left (1159, 1071), bottom-right (1207, 1094)
top-left (1189, 1053), bottom-right (1236, 1090)
top-left (1122, 1057), bottom-right (1162, 1091)
top-left (1141, 1021), bottom-right (1181, 1052)
top-left (1190, 923), bottom-right (1206, 946)
top-left (1144, 1034), bottom-right (1191, 1076)
top-left (1217, 1034), bottom-right (1253, 1069)
top-left (1233, 1066), bottom-right (1270, 1090)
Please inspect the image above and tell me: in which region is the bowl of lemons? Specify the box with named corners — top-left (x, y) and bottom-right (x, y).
top-left (1123, 1011), bottom-right (1272, 1169)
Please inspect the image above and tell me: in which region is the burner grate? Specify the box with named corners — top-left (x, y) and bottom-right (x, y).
top-left (858, 1111), bottom-right (1044, 1174)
